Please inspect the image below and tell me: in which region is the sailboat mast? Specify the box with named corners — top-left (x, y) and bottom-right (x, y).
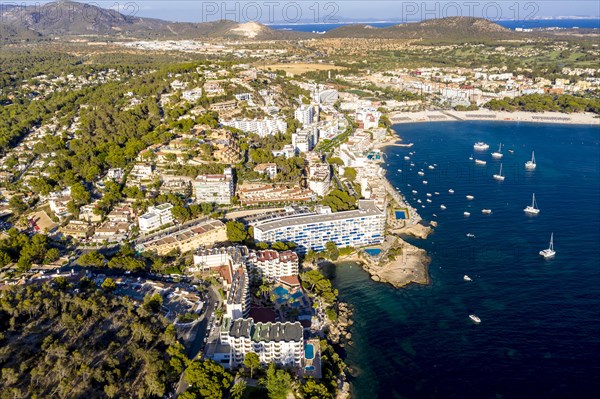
top-left (549, 233), bottom-right (554, 251)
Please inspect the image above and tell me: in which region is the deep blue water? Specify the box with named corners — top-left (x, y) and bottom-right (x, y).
top-left (333, 121), bottom-right (600, 399)
top-left (269, 19), bottom-right (600, 32)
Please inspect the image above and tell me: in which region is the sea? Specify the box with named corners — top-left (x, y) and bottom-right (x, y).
top-left (269, 19), bottom-right (600, 32)
top-left (332, 121), bottom-right (600, 399)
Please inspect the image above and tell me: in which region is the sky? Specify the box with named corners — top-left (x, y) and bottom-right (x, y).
top-left (19, 1), bottom-right (600, 23)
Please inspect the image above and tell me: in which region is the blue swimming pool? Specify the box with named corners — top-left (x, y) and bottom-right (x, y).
top-left (305, 344), bottom-right (315, 360)
top-left (273, 286), bottom-right (289, 296)
top-left (305, 366), bottom-right (315, 371)
top-left (395, 210), bottom-right (407, 219)
top-left (364, 248), bottom-right (382, 256)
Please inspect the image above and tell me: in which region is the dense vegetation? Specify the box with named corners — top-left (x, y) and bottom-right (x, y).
top-left (484, 94), bottom-right (600, 114)
top-left (0, 282), bottom-right (186, 398)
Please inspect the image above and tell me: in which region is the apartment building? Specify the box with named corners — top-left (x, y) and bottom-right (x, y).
top-left (226, 267), bottom-right (251, 320)
top-left (308, 162), bottom-right (331, 197)
top-left (247, 250), bottom-right (299, 281)
top-left (295, 104), bottom-right (316, 125)
top-left (193, 168), bottom-right (234, 205)
top-left (221, 318), bottom-right (304, 368)
top-left (253, 200), bottom-right (386, 253)
top-left (138, 203), bottom-right (174, 233)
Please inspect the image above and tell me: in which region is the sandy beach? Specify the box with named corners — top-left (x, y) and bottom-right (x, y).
top-left (389, 110), bottom-right (600, 125)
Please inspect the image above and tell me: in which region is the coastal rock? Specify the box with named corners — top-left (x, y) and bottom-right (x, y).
top-left (365, 239), bottom-right (431, 288)
top-left (392, 223), bottom-right (432, 239)
top-left (430, 221), bottom-right (438, 227)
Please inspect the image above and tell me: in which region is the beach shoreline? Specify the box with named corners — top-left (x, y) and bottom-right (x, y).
top-left (388, 110), bottom-right (600, 126)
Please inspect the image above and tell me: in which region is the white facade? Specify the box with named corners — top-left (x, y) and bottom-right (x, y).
top-left (222, 318), bottom-right (304, 368)
top-left (247, 250), bottom-right (299, 281)
top-left (294, 104), bottom-right (315, 125)
top-left (138, 203), bottom-right (173, 233)
top-left (292, 127), bottom-right (319, 154)
top-left (253, 200), bottom-right (386, 253)
top-left (193, 168), bottom-right (234, 205)
top-left (308, 163), bottom-right (331, 197)
top-left (221, 118), bottom-right (287, 137)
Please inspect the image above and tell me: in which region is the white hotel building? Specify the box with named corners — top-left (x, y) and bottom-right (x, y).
top-left (253, 200), bottom-right (386, 253)
top-left (221, 318), bottom-right (304, 368)
top-left (138, 203), bottom-right (174, 233)
top-left (246, 250), bottom-right (299, 281)
top-left (193, 167), bottom-right (234, 205)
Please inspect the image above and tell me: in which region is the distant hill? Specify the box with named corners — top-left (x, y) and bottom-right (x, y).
top-left (0, 1), bottom-right (310, 40)
top-left (323, 17), bottom-right (513, 41)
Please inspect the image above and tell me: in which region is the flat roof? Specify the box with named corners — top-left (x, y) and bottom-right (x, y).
top-left (254, 200), bottom-right (383, 232)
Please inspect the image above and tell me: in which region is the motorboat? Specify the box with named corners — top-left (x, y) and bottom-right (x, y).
top-left (475, 159), bottom-right (487, 165)
top-left (469, 314), bottom-right (481, 324)
top-left (426, 199), bottom-right (432, 203)
top-left (422, 180), bottom-right (428, 185)
top-left (466, 233), bottom-right (475, 238)
top-left (418, 171), bottom-right (425, 176)
top-left (464, 212), bottom-right (471, 216)
top-left (412, 190), bottom-right (418, 194)
top-left (508, 149), bottom-right (514, 154)
top-left (525, 151), bottom-right (536, 170)
top-left (428, 165), bottom-right (435, 170)
top-left (434, 192), bottom-right (439, 195)
top-left (466, 195), bottom-right (474, 200)
top-left (524, 193), bottom-right (540, 215)
top-left (493, 163), bottom-right (505, 181)
top-left (482, 209), bottom-right (492, 214)
top-left (540, 233), bottom-right (556, 259)
top-left (440, 204), bottom-right (447, 210)
top-left (449, 189), bottom-right (455, 194)
top-left (463, 275), bottom-right (472, 281)
top-left (469, 154), bottom-right (474, 160)
top-left (426, 193), bottom-right (432, 197)
top-left (473, 142), bottom-right (490, 151)
top-left (417, 199), bottom-right (422, 203)
top-left (404, 156), bottom-right (410, 160)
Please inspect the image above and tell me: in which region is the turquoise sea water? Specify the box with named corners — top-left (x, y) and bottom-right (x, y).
top-left (333, 121), bottom-right (600, 398)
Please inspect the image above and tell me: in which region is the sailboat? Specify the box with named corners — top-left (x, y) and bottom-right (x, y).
top-left (491, 143), bottom-right (503, 158)
top-left (493, 163), bottom-right (505, 181)
top-left (524, 193), bottom-right (540, 214)
top-left (525, 151), bottom-right (536, 170)
top-left (540, 233), bottom-right (556, 258)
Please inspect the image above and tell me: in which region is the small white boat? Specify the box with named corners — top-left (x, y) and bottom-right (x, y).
top-left (412, 190), bottom-right (418, 194)
top-left (397, 169), bottom-right (402, 172)
top-left (493, 163), bottom-right (505, 181)
top-left (448, 189), bottom-right (455, 194)
top-left (422, 180), bottom-right (428, 185)
top-left (407, 184), bottom-right (411, 187)
top-left (428, 165), bottom-right (435, 170)
top-left (418, 171), bottom-right (425, 176)
top-left (464, 212), bottom-right (471, 216)
top-left (404, 156), bottom-right (410, 160)
top-left (466, 233), bottom-right (475, 238)
top-left (525, 151), bottom-right (536, 170)
top-left (469, 314), bottom-right (481, 324)
top-left (463, 275), bottom-right (472, 281)
top-left (440, 204), bottom-right (447, 210)
top-left (434, 192), bottom-right (439, 195)
top-left (540, 233), bottom-right (556, 259)
top-left (491, 143), bottom-right (503, 159)
top-left (469, 154), bottom-right (474, 160)
top-left (473, 142), bottom-right (489, 151)
top-left (409, 151), bottom-right (414, 155)
top-left (421, 205), bottom-right (426, 208)
top-left (410, 162), bottom-right (415, 167)
top-left (475, 159), bottom-right (487, 165)
top-left (482, 209), bottom-right (492, 214)
top-left (524, 193), bottom-right (540, 215)
top-left (417, 199), bottom-right (422, 203)
top-left (426, 199), bottom-right (432, 203)
top-left (508, 149), bottom-right (514, 154)
top-left (426, 193), bottom-right (432, 197)
top-left (466, 195), bottom-right (474, 200)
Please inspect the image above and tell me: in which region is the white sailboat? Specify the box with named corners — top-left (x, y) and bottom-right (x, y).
top-left (493, 163), bottom-right (505, 181)
top-left (463, 275), bottom-right (472, 281)
top-left (540, 233), bottom-right (556, 258)
top-left (469, 314), bottom-right (481, 324)
top-left (491, 143), bottom-right (503, 158)
top-left (525, 151), bottom-right (537, 170)
top-left (473, 142), bottom-right (489, 151)
top-left (524, 193), bottom-right (540, 214)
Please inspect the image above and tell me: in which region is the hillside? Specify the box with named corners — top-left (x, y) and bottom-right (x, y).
top-left (0, 1), bottom-right (310, 40)
top-left (0, 282), bottom-right (186, 398)
top-left (323, 17), bottom-right (514, 41)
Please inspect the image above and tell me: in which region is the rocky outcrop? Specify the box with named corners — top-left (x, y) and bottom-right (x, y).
top-left (391, 223), bottom-right (432, 239)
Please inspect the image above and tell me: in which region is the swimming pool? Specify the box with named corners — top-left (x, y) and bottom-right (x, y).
top-left (273, 286), bottom-right (289, 297)
top-left (395, 209), bottom-right (408, 219)
top-left (305, 366), bottom-right (315, 371)
top-left (364, 248), bottom-right (382, 256)
top-left (305, 343), bottom-right (315, 360)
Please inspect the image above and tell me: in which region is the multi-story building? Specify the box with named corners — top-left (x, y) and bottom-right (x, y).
top-left (292, 127), bottom-right (319, 154)
top-left (355, 107), bottom-right (381, 130)
top-left (253, 200), bottom-right (386, 253)
top-left (221, 318), bottom-right (304, 368)
top-left (294, 104), bottom-right (316, 125)
top-left (138, 203), bottom-right (174, 233)
top-left (308, 162), bottom-right (331, 197)
top-left (247, 250), bottom-right (299, 281)
top-left (226, 267), bottom-right (250, 320)
top-left (193, 168), bottom-right (234, 205)
top-left (221, 118), bottom-right (287, 137)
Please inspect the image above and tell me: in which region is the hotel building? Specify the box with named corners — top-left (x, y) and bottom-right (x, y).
top-left (246, 250), bottom-right (299, 281)
top-left (253, 200), bottom-right (386, 253)
top-left (221, 318), bottom-right (304, 368)
top-left (193, 167), bottom-right (234, 205)
top-left (138, 203), bottom-right (174, 233)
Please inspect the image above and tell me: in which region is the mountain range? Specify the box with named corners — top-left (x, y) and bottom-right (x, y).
top-left (1, 1), bottom-right (516, 41)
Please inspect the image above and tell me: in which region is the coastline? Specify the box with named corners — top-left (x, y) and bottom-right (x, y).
top-left (388, 110), bottom-right (600, 126)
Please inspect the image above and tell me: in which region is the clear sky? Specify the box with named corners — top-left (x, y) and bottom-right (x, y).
top-left (22, 1), bottom-right (600, 23)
